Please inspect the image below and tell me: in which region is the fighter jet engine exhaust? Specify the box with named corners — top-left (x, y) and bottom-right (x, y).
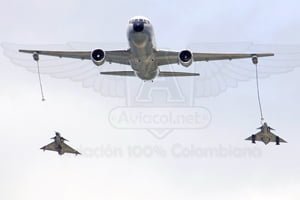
top-left (178, 50), bottom-right (193, 67)
top-left (91, 49), bottom-right (105, 66)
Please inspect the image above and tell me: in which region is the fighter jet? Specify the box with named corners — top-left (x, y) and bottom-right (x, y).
top-left (245, 122), bottom-right (287, 145)
top-left (40, 132), bottom-right (81, 155)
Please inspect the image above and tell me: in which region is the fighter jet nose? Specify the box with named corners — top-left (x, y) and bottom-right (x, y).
top-left (133, 22), bottom-right (144, 32)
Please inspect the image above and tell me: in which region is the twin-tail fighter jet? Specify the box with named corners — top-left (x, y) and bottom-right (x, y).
top-left (41, 132), bottom-right (81, 155)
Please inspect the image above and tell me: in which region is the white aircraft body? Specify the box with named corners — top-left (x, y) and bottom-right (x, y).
top-left (19, 16), bottom-right (274, 81)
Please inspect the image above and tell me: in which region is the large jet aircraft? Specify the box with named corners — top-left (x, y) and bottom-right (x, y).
top-left (19, 16), bottom-right (274, 81)
top-left (245, 122), bottom-right (287, 145)
top-left (41, 132), bottom-right (81, 155)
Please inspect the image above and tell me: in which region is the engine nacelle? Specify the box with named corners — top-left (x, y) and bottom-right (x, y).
top-left (91, 49), bottom-right (105, 66)
top-left (178, 50), bottom-right (193, 67)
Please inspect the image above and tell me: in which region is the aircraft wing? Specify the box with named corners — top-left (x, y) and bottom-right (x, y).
top-left (269, 131), bottom-right (288, 143)
top-left (245, 131), bottom-right (287, 143)
top-left (40, 142), bottom-right (57, 152)
top-left (60, 143), bottom-right (81, 155)
top-left (245, 131), bottom-right (264, 141)
top-left (19, 49), bottom-right (131, 65)
top-left (19, 49), bottom-right (273, 66)
top-left (5, 42), bottom-right (300, 98)
top-left (277, 137), bottom-right (288, 143)
top-left (156, 50), bottom-right (274, 66)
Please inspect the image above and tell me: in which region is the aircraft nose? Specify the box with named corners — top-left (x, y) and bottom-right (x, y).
top-left (133, 22), bottom-right (144, 32)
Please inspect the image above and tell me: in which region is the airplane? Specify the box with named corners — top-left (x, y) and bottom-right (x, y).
top-left (19, 16), bottom-right (274, 81)
top-left (40, 132), bottom-right (81, 155)
top-left (245, 122), bottom-right (287, 145)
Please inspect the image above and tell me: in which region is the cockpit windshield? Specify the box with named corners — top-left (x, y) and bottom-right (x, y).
top-left (129, 17), bottom-right (150, 24)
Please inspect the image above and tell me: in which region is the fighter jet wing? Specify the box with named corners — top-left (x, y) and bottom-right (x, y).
top-left (246, 131), bottom-right (287, 144)
top-left (269, 131), bottom-right (288, 143)
top-left (60, 143), bottom-right (81, 155)
top-left (277, 137), bottom-right (288, 143)
top-left (40, 142), bottom-right (57, 152)
top-left (245, 131), bottom-right (264, 141)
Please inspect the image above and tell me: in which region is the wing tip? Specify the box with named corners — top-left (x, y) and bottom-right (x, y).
top-left (19, 49), bottom-right (35, 54)
top-left (255, 53), bottom-right (275, 57)
top-left (281, 139), bottom-right (288, 143)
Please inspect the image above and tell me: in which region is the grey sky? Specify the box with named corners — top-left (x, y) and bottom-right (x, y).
top-left (1, 0), bottom-right (300, 200)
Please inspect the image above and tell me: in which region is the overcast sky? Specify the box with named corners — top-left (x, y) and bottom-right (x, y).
top-left (1, 0), bottom-right (300, 200)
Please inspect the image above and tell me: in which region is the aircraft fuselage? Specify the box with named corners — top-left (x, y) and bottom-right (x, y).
top-left (127, 16), bottom-right (158, 81)
top-left (53, 135), bottom-right (64, 154)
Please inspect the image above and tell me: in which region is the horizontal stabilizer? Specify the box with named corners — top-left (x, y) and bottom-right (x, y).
top-left (100, 71), bottom-right (200, 77)
top-left (100, 71), bottom-right (135, 76)
top-left (159, 71), bottom-right (199, 77)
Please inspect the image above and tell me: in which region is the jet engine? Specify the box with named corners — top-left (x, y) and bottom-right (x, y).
top-left (91, 49), bottom-right (106, 66)
top-left (178, 50), bottom-right (193, 67)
